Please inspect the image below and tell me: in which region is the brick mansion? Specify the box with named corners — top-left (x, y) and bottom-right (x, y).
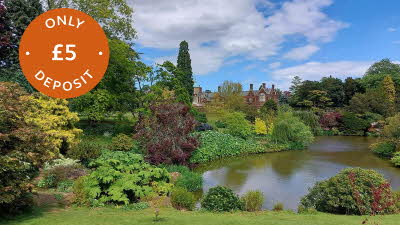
top-left (193, 83), bottom-right (281, 108)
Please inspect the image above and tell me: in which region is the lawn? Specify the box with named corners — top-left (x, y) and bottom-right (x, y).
top-left (2, 207), bottom-right (400, 225)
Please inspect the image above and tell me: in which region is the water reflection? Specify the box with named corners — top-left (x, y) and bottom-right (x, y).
top-left (197, 136), bottom-right (400, 210)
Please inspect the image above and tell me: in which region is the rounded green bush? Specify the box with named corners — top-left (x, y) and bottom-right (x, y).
top-left (241, 190), bottom-right (264, 212)
top-left (371, 141), bottom-right (396, 158)
top-left (110, 134), bottom-right (135, 151)
top-left (170, 187), bottom-right (196, 211)
top-left (391, 152), bottom-right (400, 167)
top-left (201, 186), bottom-right (243, 212)
top-left (300, 168), bottom-right (395, 215)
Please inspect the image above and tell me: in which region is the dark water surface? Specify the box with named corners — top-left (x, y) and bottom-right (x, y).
top-left (196, 136), bottom-right (400, 210)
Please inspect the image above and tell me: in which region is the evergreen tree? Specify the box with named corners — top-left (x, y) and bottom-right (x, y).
top-left (344, 77), bottom-right (364, 105)
top-left (177, 40), bottom-right (194, 101)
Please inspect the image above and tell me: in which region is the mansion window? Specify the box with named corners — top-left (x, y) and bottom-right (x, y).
top-left (259, 93), bottom-right (266, 102)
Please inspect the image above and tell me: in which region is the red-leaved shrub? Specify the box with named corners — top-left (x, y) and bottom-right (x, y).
top-left (319, 112), bottom-right (343, 130)
top-left (135, 103), bottom-right (199, 165)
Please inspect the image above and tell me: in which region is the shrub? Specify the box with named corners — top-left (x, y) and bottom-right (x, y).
top-left (39, 158), bottom-right (87, 190)
top-left (298, 205), bottom-right (317, 214)
top-left (293, 110), bottom-right (322, 135)
top-left (300, 168), bottom-right (396, 215)
top-left (175, 171), bottom-right (203, 192)
top-left (190, 131), bottom-right (264, 163)
top-left (254, 118), bottom-right (267, 135)
top-left (391, 152), bottom-right (400, 167)
top-left (171, 187), bottom-right (196, 210)
top-left (371, 141), bottom-right (396, 158)
top-left (193, 111), bottom-right (208, 123)
top-left (57, 180), bottom-right (74, 192)
top-left (341, 112), bottom-right (370, 135)
top-left (319, 112), bottom-right (342, 130)
top-left (201, 186), bottom-right (243, 212)
top-left (0, 82), bottom-right (64, 215)
top-left (135, 103), bottom-right (199, 165)
top-left (260, 99), bottom-right (278, 114)
top-left (215, 120), bottom-right (226, 128)
top-left (382, 113), bottom-right (400, 140)
top-left (67, 138), bottom-right (103, 166)
top-left (110, 133), bottom-right (134, 151)
top-left (72, 176), bottom-right (90, 206)
top-left (79, 151), bottom-right (172, 206)
top-left (270, 112), bottom-right (314, 149)
top-left (160, 164), bottom-right (203, 192)
top-left (273, 202), bottom-right (284, 211)
top-left (220, 111), bottom-right (253, 139)
top-left (241, 190), bottom-right (264, 212)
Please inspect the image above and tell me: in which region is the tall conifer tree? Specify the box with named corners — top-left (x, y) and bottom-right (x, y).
top-left (177, 40), bottom-right (194, 101)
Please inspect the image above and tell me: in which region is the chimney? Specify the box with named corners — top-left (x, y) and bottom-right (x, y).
top-left (218, 86), bottom-right (221, 92)
top-left (262, 83), bottom-right (266, 89)
top-left (272, 84), bottom-right (275, 90)
top-left (250, 84), bottom-right (253, 91)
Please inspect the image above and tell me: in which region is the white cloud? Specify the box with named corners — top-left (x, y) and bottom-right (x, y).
top-left (271, 61), bottom-right (373, 90)
top-left (283, 44), bottom-right (320, 60)
top-left (268, 62), bottom-right (282, 69)
top-left (130, 0), bottom-right (348, 74)
top-left (388, 27), bottom-right (397, 32)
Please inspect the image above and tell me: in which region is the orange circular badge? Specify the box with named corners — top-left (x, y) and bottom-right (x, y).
top-left (19, 8), bottom-right (109, 99)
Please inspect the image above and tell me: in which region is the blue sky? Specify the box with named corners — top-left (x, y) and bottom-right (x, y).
top-left (129, 0), bottom-right (400, 91)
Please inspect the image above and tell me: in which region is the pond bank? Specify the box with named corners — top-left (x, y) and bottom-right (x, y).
top-left (196, 136), bottom-right (400, 211)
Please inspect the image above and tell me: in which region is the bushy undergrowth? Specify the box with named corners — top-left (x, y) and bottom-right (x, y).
top-left (371, 141), bottom-right (396, 158)
top-left (67, 137), bottom-right (104, 166)
top-left (190, 131), bottom-right (264, 163)
top-left (38, 158), bottom-right (87, 192)
top-left (293, 111), bottom-right (322, 135)
top-left (74, 151), bottom-right (172, 206)
top-left (201, 186), bottom-right (243, 212)
top-left (161, 164), bottom-right (202, 192)
top-left (391, 152), bottom-right (400, 167)
top-left (110, 134), bottom-right (135, 151)
top-left (171, 187), bottom-right (196, 210)
top-left (241, 190), bottom-right (264, 212)
top-left (300, 168), bottom-right (397, 215)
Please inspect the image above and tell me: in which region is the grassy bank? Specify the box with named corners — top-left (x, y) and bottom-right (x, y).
top-left (2, 207), bottom-right (400, 225)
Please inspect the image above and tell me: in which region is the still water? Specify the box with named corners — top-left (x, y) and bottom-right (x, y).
top-left (196, 136), bottom-right (400, 210)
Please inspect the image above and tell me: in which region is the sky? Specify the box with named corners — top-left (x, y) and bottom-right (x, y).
top-left (128, 0), bottom-right (400, 91)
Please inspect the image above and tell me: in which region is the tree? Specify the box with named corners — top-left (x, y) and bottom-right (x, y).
top-left (254, 118), bottom-right (267, 135)
top-left (299, 90), bottom-right (332, 110)
top-left (24, 94), bottom-right (82, 154)
top-left (220, 111), bottom-right (253, 139)
top-left (347, 88), bottom-right (392, 117)
top-left (154, 61), bottom-right (191, 106)
top-left (43, 0), bottom-right (136, 40)
top-left (0, 82), bottom-right (80, 215)
top-left (289, 76), bottom-right (302, 94)
top-left (0, 0), bottom-right (43, 92)
top-left (382, 75), bottom-right (396, 116)
top-left (260, 99), bottom-right (278, 115)
top-left (362, 59), bottom-right (400, 91)
top-left (344, 77), bottom-right (364, 105)
top-left (135, 103), bottom-right (199, 165)
top-left (320, 76), bottom-right (345, 107)
top-left (289, 80), bottom-right (321, 107)
top-left (71, 89), bottom-right (113, 123)
top-left (177, 41), bottom-right (194, 101)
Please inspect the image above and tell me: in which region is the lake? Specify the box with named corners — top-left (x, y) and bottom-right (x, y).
top-left (196, 136), bottom-right (400, 211)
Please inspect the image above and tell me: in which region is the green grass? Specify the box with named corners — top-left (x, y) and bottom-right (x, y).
top-left (2, 207), bottom-right (400, 225)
